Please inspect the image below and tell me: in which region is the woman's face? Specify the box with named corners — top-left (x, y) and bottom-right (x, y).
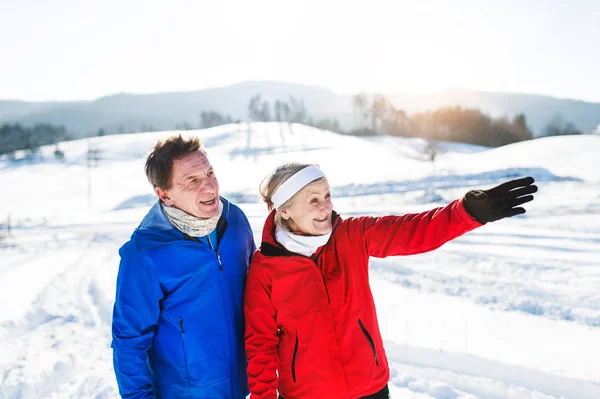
top-left (280, 179), bottom-right (334, 236)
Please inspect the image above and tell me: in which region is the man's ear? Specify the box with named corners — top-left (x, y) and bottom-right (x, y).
top-left (155, 187), bottom-right (174, 206)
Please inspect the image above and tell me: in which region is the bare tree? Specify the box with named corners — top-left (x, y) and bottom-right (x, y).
top-left (282, 102), bottom-right (292, 134)
top-left (421, 140), bottom-right (441, 202)
top-left (371, 94), bottom-right (389, 134)
top-left (274, 100), bottom-right (286, 143)
top-left (274, 100), bottom-right (282, 122)
top-left (422, 140), bottom-right (439, 164)
top-left (86, 139), bottom-right (101, 211)
top-left (248, 94), bottom-right (263, 122)
top-left (246, 94), bottom-right (263, 147)
top-left (351, 92), bottom-right (369, 130)
top-left (289, 96), bottom-right (307, 124)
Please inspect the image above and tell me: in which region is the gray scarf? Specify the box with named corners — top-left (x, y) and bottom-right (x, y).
top-left (161, 200), bottom-right (223, 237)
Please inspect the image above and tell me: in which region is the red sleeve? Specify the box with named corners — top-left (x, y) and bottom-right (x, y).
top-left (244, 253), bottom-right (279, 399)
top-left (351, 198), bottom-right (482, 258)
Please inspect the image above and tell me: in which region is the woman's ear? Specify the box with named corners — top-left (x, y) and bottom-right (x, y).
top-left (280, 209), bottom-right (290, 220)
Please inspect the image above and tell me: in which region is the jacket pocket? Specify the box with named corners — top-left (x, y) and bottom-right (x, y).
top-left (292, 332), bottom-right (299, 382)
top-left (180, 317), bottom-right (191, 384)
top-left (358, 319), bottom-right (379, 366)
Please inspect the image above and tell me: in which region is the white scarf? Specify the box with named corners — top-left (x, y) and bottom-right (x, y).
top-left (275, 225), bottom-right (331, 257)
top-left (161, 200), bottom-right (223, 237)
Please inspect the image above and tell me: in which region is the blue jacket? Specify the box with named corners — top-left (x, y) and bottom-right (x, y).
top-left (112, 198), bottom-right (255, 399)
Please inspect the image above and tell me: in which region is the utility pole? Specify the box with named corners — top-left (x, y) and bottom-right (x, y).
top-left (87, 139), bottom-right (92, 211)
top-left (86, 139), bottom-right (100, 211)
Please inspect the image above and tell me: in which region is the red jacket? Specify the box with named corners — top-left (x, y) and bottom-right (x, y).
top-left (244, 199), bottom-right (481, 399)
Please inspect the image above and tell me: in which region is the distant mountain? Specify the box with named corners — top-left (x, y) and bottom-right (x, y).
top-left (1, 81), bottom-right (599, 138)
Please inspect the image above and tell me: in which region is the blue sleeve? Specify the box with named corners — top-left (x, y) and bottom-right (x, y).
top-left (111, 246), bottom-right (164, 399)
top-left (232, 202), bottom-right (256, 271)
top-left (251, 230), bottom-right (257, 258)
top-left (246, 214), bottom-right (256, 270)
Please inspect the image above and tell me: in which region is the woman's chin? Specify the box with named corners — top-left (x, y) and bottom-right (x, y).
top-left (313, 225), bottom-right (332, 235)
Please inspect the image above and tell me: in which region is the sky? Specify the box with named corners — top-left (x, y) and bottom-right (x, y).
top-left (1, 0), bottom-right (599, 102)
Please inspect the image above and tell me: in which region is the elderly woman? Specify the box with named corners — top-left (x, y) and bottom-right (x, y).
top-left (244, 163), bottom-right (537, 399)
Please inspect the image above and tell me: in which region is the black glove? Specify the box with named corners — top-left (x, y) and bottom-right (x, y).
top-left (463, 176), bottom-right (538, 224)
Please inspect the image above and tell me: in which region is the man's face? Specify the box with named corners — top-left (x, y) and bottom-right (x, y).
top-left (156, 151), bottom-right (220, 218)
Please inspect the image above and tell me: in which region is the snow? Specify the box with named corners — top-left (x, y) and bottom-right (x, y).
top-left (1, 123), bottom-right (599, 398)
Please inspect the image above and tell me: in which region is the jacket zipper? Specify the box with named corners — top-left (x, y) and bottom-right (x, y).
top-left (292, 332), bottom-right (299, 382)
top-left (358, 319), bottom-right (379, 366)
top-left (312, 216), bottom-right (341, 262)
top-left (312, 217), bottom-right (341, 305)
top-left (207, 234), bottom-right (223, 271)
top-left (183, 216), bottom-right (234, 396)
top-left (208, 229), bottom-right (236, 396)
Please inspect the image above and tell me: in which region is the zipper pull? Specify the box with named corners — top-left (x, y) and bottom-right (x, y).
top-left (179, 317), bottom-right (185, 333)
top-left (216, 251), bottom-right (223, 271)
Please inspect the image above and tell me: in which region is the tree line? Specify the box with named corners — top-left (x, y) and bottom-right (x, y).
top-left (1, 92), bottom-right (586, 157)
top-left (350, 92), bottom-right (583, 147)
top-left (0, 123), bottom-right (69, 156)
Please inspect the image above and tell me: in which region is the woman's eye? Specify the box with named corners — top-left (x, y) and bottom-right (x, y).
top-left (311, 198), bottom-right (318, 204)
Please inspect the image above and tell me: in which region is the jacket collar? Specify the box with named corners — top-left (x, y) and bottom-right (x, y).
top-left (132, 196), bottom-right (231, 250)
top-left (260, 209), bottom-right (340, 257)
top-left (182, 216), bottom-right (228, 243)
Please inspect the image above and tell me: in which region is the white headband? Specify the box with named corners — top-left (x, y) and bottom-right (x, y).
top-left (272, 166), bottom-right (326, 209)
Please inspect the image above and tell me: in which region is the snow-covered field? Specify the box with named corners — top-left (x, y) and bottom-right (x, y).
top-left (1, 123), bottom-right (599, 399)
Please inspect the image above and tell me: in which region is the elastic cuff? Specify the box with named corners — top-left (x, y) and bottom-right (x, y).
top-left (459, 196), bottom-right (485, 226)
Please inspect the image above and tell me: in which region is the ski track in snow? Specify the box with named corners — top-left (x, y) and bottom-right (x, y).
top-left (0, 225), bottom-right (126, 398)
top-left (1, 124), bottom-right (599, 398)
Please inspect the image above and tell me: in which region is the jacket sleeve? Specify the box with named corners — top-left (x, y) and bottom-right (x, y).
top-left (239, 204), bottom-right (257, 270)
top-left (244, 254), bottom-right (279, 399)
top-left (111, 247), bottom-right (164, 399)
top-left (353, 198), bottom-right (482, 258)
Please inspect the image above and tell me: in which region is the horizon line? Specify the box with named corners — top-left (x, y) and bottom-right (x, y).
top-left (1, 80), bottom-right (598, 105)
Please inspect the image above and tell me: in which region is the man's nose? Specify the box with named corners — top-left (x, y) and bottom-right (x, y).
top-left (199, 178), bottom-right (217, 191)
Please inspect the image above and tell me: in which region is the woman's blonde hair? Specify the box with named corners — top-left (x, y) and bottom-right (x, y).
top-left (259, 162), bottom-right (326, 231)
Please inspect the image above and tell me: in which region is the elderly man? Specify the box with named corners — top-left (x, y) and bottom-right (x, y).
top-left (111, 135), bottom-right (254, 399)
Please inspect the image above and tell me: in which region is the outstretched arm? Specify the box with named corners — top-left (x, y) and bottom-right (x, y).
top-left (355, 177), bottom-right (537, 258)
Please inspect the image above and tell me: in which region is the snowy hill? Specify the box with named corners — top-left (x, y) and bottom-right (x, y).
top-left (1, 124), bottom-right (599, 398)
